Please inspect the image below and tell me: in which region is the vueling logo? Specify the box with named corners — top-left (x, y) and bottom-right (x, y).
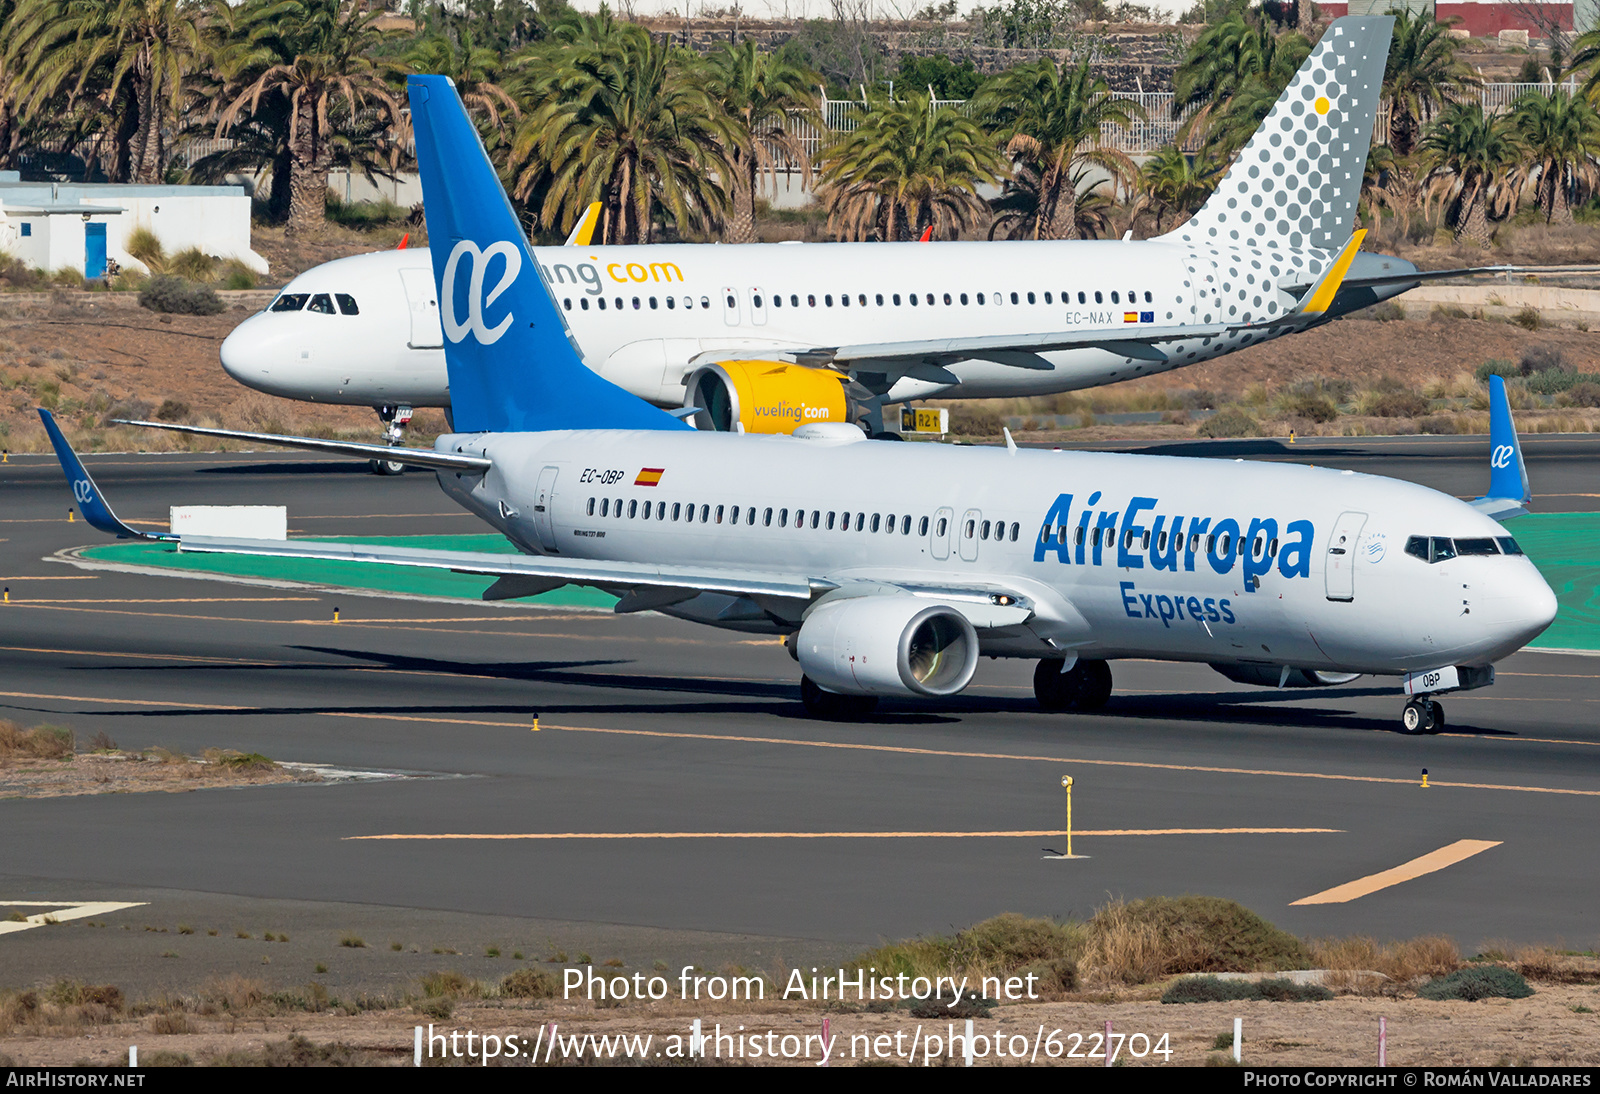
top-left (540, 256), bottom-right (686, 297)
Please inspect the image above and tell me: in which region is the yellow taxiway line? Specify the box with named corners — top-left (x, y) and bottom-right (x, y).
top-left (348, 828), bottom-right (1343, 841)
top-left (1290, 839), bottom-right (1502, 905)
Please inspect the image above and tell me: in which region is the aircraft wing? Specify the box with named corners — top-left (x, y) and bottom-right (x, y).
top-left (796, 322), bottom-right (1233, 370)
top-left (109, 419), bottom-right (492, 473)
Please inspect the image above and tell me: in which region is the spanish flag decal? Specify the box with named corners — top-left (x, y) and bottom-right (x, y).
top-left (635, 467), bottom-right (664, 487)
top-left (1123, 311), bottom-right (1139, 323)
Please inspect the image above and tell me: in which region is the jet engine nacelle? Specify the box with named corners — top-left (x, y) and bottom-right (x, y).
top-left (1210, 663), bottom-right (1362, 688)
top-left (796, 596), bottom-right (979, 697)
top-left (684, 360), bottom-right (856, 434)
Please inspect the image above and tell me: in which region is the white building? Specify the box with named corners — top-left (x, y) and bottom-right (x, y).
top-left (0, 172), bottom-right (268, 279)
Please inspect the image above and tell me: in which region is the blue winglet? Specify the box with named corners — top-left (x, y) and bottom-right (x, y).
top-left (1471, 375), bottom-right (1531, 520)
top-left (406, 75), bottom-right (688, 435)
top-left (37, 408), bottom-right (172, 540)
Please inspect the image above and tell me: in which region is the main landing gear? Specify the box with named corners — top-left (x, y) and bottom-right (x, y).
top-left (800, 675), bottom-right (878, 720)
top-left (1400, 697), bottom-right (1444, 735)
top-left (1033, 658), bottom-right (1113, 712)
top-left (369, 404), bottom-right (413, 475)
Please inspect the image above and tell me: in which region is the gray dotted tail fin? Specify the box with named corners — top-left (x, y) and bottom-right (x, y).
top-left (1164, 16), bottom-right (1393, 254)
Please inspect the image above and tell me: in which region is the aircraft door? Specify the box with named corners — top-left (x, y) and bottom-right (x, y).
top-left (533, 465), bottom-right (560, 553)
top-left (958, 509), bottom-right (981, 562)
top-left (748, 287), bottom-right (768, 326)
top-left (721, 286), bottom-right (740, 326)
top-left (1324, 511), bottom-right (1368, 601)
top-left (930, 507), bottom-right (954, 561)
top-left (1184, 256), bottom-right (1218, 325)
top-left (399, 268), bottom-right (444, 348)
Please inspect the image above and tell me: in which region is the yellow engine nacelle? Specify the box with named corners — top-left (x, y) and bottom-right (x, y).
top-left (683, 361), bottom-right (853, 434)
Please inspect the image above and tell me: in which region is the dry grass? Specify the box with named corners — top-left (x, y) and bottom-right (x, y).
top-left (1309, 935), bottom-right (1463, 994)
top-left (0, 721), bottom-right (74, 760)
top-left (1079, 896), bottom-right (1311, 988)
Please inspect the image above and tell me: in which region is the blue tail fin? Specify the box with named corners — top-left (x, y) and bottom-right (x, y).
top-left (406, 75), bottom-right (688, 435)
top-left (38, 409), bottom-right (172, 540)
top-left (1472, 375), bottom-right (1530, 520)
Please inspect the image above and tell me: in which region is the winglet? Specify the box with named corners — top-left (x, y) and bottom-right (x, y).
top-left (1297, 229), bottom-right (1367, 317)
top-left (918, 226), bottom-right (932, 242)
top-left (37, 409), bottom-right (173, 540)
top-left (1471, 374), bottom-right (1531, 520)
top-left (565, 202), bottom-right (601, 247)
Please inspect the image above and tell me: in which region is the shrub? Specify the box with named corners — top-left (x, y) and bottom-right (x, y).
top-left (501, 968), bottom-right (557, 999)
top-left (1161, 976), bottom-right (1330, 1003)
top-left (1417, 966), bottom-right (1533, 1001)
top-left (139, 275), bottom-right (223, 316)
top-left (1476, 359), bottom-right (1520, 383)
top-left (1561, 381), bottom-right (1600, 408)
top-left (0, 720), bottom-right (74, 759)
top-left (339, 935), bottom-right (366, 948)
top-left (848, 913), bottom-right (1083, 997)
top-left (1521, 344), bottom-right (1566, 374)
top-left (1196, 408), bottom-right (1260, 438)
top-left (1087, 897), bottom-right (1311, 985)
top-left (1431, 303), bottom-right (1468, 320)
top-left (167, 248), bottom-right (217, 283)
top-left (154, 399), bottom-right (190, 422)
top-left (50, 267), bottom-right (85, 289)
top-left (1278, 391), bottom-right (1339, 422)
top-left (1512, 306), bottom-right (1542, 330)
top-left (948, 406), bottom-right (1003, 436)
top-left (1364, 390), bottom-right (1429, 417)
top-left (125, 227), bottom-right (165, 270)
top-left (420, 970), bottom-right (479, 998)
top-left (1524, 369), bottom-right (1600, 397)
top-left (222, 262), bottom-right (256, 290)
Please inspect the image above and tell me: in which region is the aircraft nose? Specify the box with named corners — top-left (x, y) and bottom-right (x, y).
top-left (1481, 566), bottom-right (1559, 653)
top-left (220, 314), bottom-right (280, 386)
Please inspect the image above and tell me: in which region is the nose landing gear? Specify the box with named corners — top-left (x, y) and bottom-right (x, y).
top-left (370, 404), bottom-right (414, 475)
top-left (1400, 698), bottom-right (1444, 735)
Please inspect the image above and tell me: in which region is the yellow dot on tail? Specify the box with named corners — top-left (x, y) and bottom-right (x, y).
top-left (1314, 96), bottom-right (1331, 115)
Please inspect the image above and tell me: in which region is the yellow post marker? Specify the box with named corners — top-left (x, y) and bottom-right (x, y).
top-left (3, 587), bottom-right (8, 604)
top-left (1062, 774), bottom-right (1074, 857)
top-left (67, 507), bottom-right (74, 522)
top-left (1421, 768), bottom-right (1430, 789)
top-left (2, 450), bottom-right (8, 462)
top-left (1289, 429), bottom-right (1296, 445)
top-left (532, 715), bottom-right (540, 732)
top-left (333, 606), bottom-right (340, 623)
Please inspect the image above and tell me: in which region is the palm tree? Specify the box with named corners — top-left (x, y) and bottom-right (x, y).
top-left (215, 0), bottom-right (407, 237)
top-left (1511, 89), bottom-right (1600, 224)
top-left (1384, 9), bottom-right (1478, 158)
top-left (1172, 10), bottom-right (1310, 158)
top-left (1420, 101), bottom-right (1525, 247)
top-left (404, 27), bottom-right (518, 132)
top-left (816, 92), bottom-right (1005, 242)
top-left (972, 58), bottom-right (1143, 240)
top-left (1139, 144), bottom-right (1224, 234)
top-left (5, 0), bottom-right (216, 182)
top-left (988, 163), bottom-right (1117, 241)
top-left (705, 40), bottom-right (821, 244)
top-left (506, 15), bottom-right (737, 244)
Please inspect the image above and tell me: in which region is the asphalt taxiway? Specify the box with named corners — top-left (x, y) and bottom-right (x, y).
top-left (0, 439), bottom-right (1596, 993)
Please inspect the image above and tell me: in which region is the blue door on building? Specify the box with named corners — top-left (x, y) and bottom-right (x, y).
top-left (84, 222), bottom-right (107, 279)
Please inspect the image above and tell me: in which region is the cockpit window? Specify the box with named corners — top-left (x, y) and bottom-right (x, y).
top-left (335, 293), bottom-right (359, 315)
top-left (1496, 536), bottom-right (1524, 556)
top-left (270, 293), bottom-right (308, 312)
top-left (1405, 536), bottom-right (1430, 562)
top-left (1408, 535), bottom-right (1510, 563)
top-left (1454, 537), bottom-right (1499, 556)
top-left (307, 293), bottom-right (336, 314)
top-left (1429, 536), bottom-right (1456, 563)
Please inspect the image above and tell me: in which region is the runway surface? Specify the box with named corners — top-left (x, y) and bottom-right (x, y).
top-left (1, 437), bottom-right (1596, 992)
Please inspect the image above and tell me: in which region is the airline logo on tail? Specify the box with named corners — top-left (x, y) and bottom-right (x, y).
top-left (442, 239), bottom-right (521, 345)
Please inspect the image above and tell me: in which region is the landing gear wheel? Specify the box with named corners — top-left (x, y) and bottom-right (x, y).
top-left (1400, 698), bottom-right (1436, 735)
top-left (800, 675), bottom-right (878, 720)
top-left (1075, 660), bottom-right (1113, 711)
top-left (1429, 699), bottom-right (1444, 733)
top-left (1033, 659), bottom-right (1083, 710)
top-left (368, 457), bottom-right (405, 476)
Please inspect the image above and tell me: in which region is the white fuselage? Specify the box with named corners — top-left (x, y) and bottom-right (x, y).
top-left (431, 427), bottom-right (1554, 675)
top-left (220, 238), bottom-right (1399, 412)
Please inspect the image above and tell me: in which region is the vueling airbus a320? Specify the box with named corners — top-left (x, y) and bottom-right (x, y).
top-left (217, 17), bottom-right (1478, 464)
top-left (45, 56), bottom-right (1556, 733)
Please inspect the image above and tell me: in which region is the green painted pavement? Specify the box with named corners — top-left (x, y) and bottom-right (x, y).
top-left (1505, 513), bottom-right (1600, 651)
top-left (79, 534), bottom-right (618, 609)
top-left (75, 517), bottom-right (1600, 649)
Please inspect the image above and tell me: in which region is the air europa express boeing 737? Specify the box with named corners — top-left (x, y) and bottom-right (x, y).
top-left (216, 17), bottom-right (1482, 466)
top-left (45, 68), bottom-right (1556, 732)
